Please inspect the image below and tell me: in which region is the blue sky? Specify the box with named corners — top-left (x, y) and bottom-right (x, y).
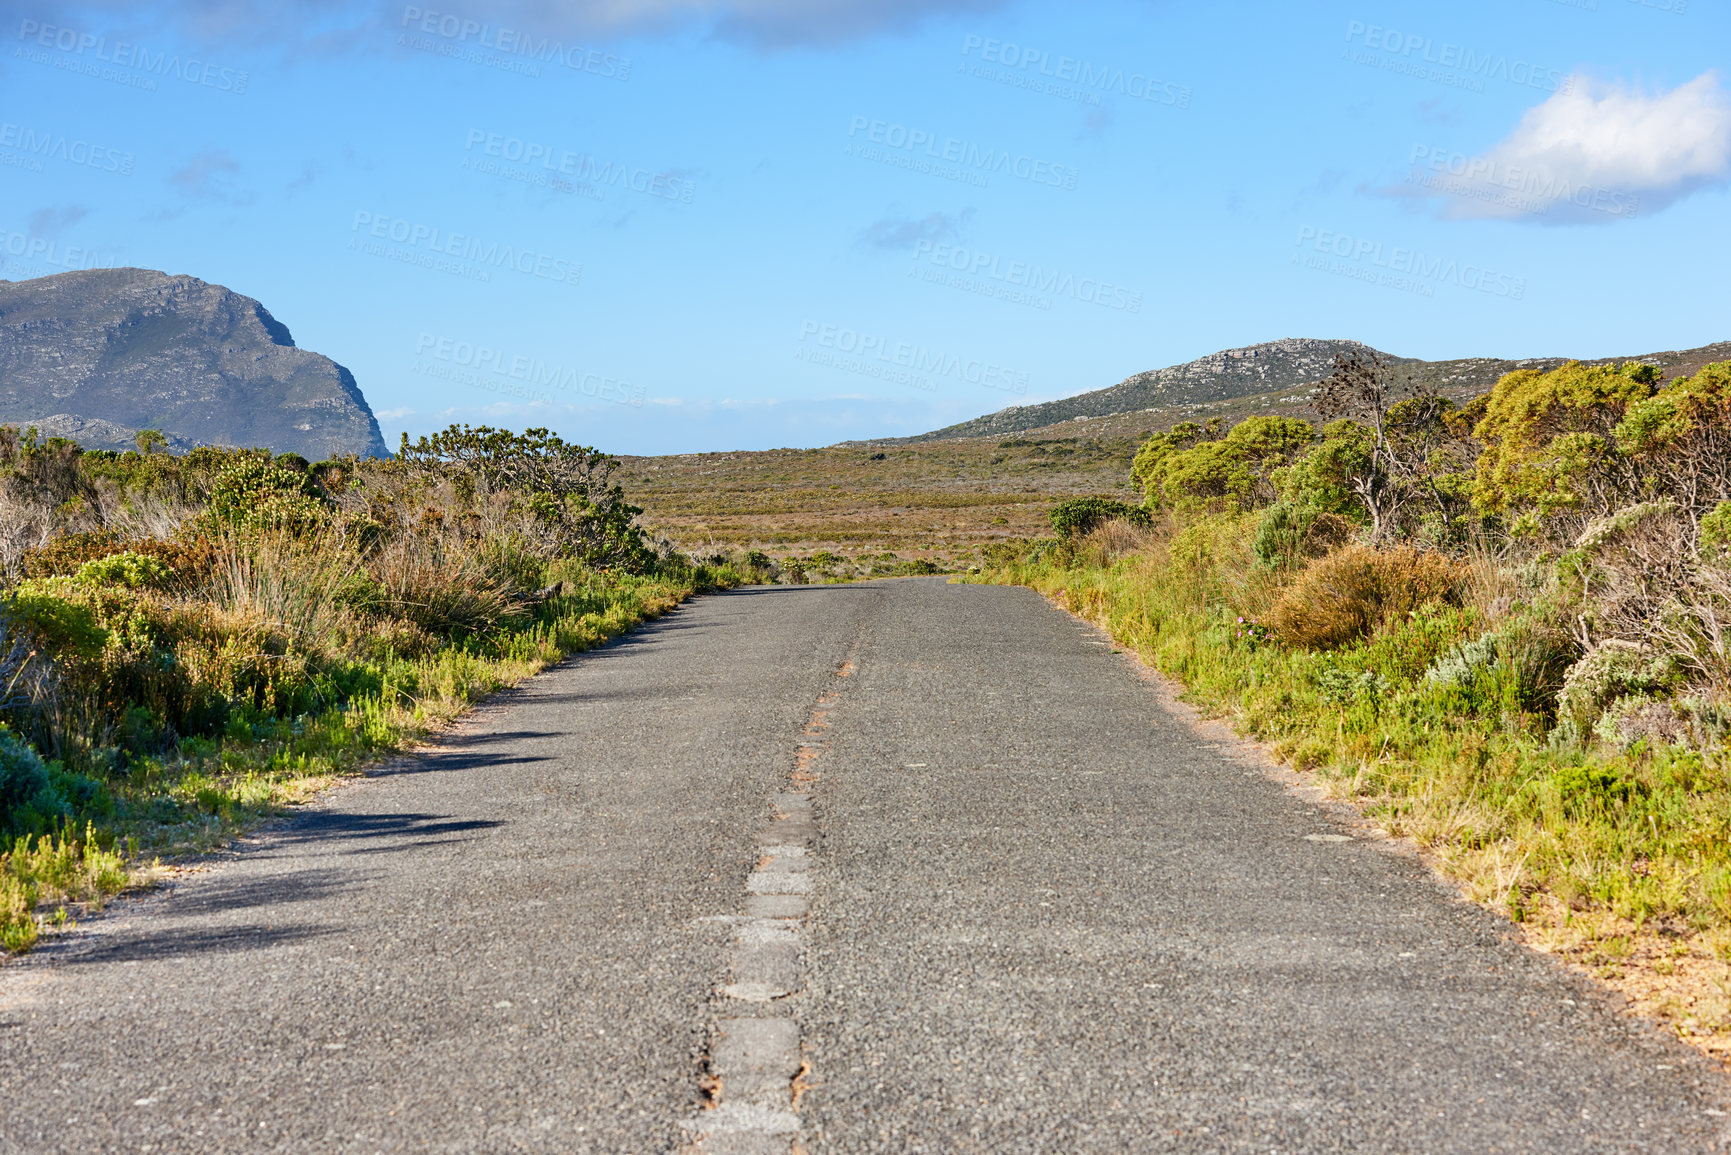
top-left (1, 0), bottom-right (1727, 454)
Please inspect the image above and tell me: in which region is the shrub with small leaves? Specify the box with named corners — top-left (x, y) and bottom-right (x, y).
top-left (1550, 764), bottom-right (1645, 814)
top-left (0, 728), bottom-right (65, 837)
top-left (1556, 640), bottom-right (1670, 731)
top-left (1424, 633), bottom-right (1500, 689)
top-left (1702, 500), bottom-right (1731, 565)
top-left (74, 552), bottom-right (172, 590)
top-left (206, 454), bottom-right (330, 534)
top-left (1594, 694), bottom-right (1691, 749)
top-left (1314, 666), bottom-right (1391, 706)
top-left (1251, 500), bottom-right (1353, 570)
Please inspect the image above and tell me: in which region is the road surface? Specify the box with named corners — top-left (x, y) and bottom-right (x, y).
top-left (2, 578), bottom-right (1725, 1152)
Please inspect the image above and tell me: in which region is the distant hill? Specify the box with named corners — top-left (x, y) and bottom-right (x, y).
top-left (0, 268), bottom-right (389, 458)
top-left (875, 337), bottom-right (1731, 444)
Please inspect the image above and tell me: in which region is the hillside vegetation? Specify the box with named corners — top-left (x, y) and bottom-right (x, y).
top-left (974, 354), bottom-right (1731, 1057)
top-left (0, 425), bottom-right (758, 953)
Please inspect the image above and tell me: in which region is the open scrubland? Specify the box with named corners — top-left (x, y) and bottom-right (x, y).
top-left (619, 433), bottom-right (1141, 576)
top-left (0, 425), bottom-right (757, 954)
top-left (972, 354), bottom-right (1731, 1059)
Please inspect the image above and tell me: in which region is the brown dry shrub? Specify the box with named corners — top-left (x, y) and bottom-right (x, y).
top-left (1301, 511), bottom-right (1356, 559)
top-left (135, 534), bottom-right (225, 590)
top-left (1269, 544), bottom-right (1465, 650)
top-left (19, 530), bottom-right (128, 578)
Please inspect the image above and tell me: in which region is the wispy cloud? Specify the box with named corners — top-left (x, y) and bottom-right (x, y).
top-left (1389, 71), bottom-right (1731, 224)
top-left (857, 207), bottom-right (974, 251)
top-left (0, 0), bottom-right (1005, 51)
top-left (26, 205), bottom-right (89, 234)
top-left (171, 147), bottom-right (245, 200)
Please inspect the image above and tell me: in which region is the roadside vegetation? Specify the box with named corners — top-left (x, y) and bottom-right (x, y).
top-left (0, 424), bottom-right (764, 955)
top-left (974, 354), bottom-right (1731, 1055)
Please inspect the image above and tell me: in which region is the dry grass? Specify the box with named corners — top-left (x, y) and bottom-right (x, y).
top-left (1073, 519), bottom-right (1160, 567)
top-left (620, 436), bottom-right (1142, 567)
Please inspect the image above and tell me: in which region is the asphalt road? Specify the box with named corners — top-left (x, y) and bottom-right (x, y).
top-left (1, 578), bottom-right (1726, 1153)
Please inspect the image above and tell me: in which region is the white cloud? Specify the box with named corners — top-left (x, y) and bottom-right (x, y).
top-left (1397, 72), bottom-right (1731, 224)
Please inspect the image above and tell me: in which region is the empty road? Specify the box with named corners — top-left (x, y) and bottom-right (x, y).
top-left (1, 578), bottom-right (1725, 1153)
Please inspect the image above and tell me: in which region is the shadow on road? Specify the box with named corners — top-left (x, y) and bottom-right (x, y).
top-left (366, 742), bottom-right (555, 778)
top-left (165, 868), bottom-right (358, 917)
top-left (262, 810), bottom-right (506, 852)
top-left (56, 922), bottom-right (336, 966)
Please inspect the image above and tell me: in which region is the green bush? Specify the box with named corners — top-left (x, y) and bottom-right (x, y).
top-left (1550, 764), bottom-right (1645, 814)
top-left (1251, 500), bottom-right (1354, 570)
top-left (206, 454), bottom-right (330, 533)
top-left (75, 552), bottom-right (172, 590)
top-left (1138, 416), bottom-right (1314, 512)
top-left (0, 729), bottom-right (65, 836)
top-left (1049, 497), bottom-right (1151, 539)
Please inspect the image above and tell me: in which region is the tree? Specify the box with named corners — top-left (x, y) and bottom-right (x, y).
top-left (1312, 352), bottom-right (1409, 542)
top-left (395, 425), bottom-right (649, 569)
top-left (1613, 362), bottom-right (1731, 537)
top-left (1311, 352), bottom-right (1474, 543)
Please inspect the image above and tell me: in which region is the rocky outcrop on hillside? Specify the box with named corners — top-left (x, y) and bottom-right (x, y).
top-left (901, 339), bottom-right (1397, 442)
top-left (886, 336), bottom-right (1731, 444)
top-left (0, 268), bottom-right (388, 458)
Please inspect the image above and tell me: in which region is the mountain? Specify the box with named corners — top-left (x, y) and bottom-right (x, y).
top-left (0, 268), bottom-right (389, 459)
top-left (884, 337), bottom-right (1731, 444)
